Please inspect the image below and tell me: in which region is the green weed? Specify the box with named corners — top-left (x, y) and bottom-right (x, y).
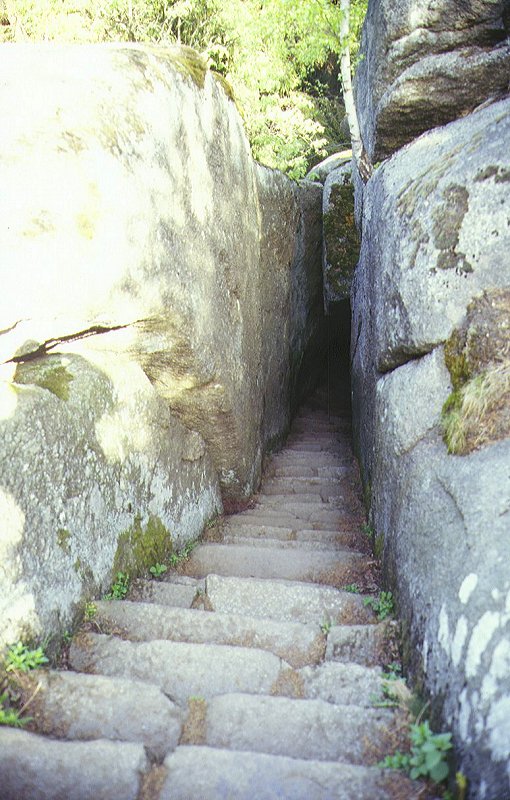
top-left (380, 720), bottom-right (452, 784)
top-left (363, 591), bottom-right (394, 620)
top-left (342, 583), bottom-right (360, 593)
top-left (320, 619), bottom-right (332, 634)
top-left (4, 642), bottom-right (48, 673)
top-left (149, 563), bottom-right (167, 578)
top-left (0, 692), bottom-right (29, 728)
top-left (168, 540), bottom-right (198, 568)
top-left (104, 572), bottom-right (130, 600)
top-left (84, 602), bottom-right (97, 620)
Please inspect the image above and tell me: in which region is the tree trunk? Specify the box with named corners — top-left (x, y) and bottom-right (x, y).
top-left (339, 0), bottom-right (372, 182)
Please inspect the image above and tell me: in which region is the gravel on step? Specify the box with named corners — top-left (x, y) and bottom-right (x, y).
top-left (16, 670), bottom-right (182, 760)
top-left (205, 574), bottom-right (376, 625)
top-left (159, 746), bottom-right (421, 800)
top-left (93, 599), bottom-right (325, 668)
top-left (69, 633), bottom-right (288, 706)
top-left (0, 728), bottom-right (147, 800)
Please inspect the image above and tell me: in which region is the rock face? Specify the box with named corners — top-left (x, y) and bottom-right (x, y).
top-left (0, 44), bottom-right (324, 648)
top-left (322, 164), bottom-right (360, 310)
top-left (355, 0), bottom-right (510, 160)
top-left (352, 3), bottom-right (510, 796)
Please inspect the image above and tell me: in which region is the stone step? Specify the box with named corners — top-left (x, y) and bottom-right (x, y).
top-left (267, 464), bottom-right (353, 479)
top-left (285, 443), bottom-right (345, 455)
top-left (237, 505), bottom-right (360, 529)
top-left (129, 576), bottom-right (203, 607)
top-left (204, 574), bottom-right (376, 626)
top-left (220, 521), bottom-right (362, 548)
top-left (326, 623), bottom-right (392, 667)
top-left (221, 533), bottom-right (360, 553)
top-left (159, 746), bottom-right (419, 800)
top-left (231, 511), bottom-right (360, 532)
top-left (259, 477), bottom-right (347, 495)
top-left (69, 633), bottom-right (287, 706)
top-left (297, 661), bottom-right (383, 706)
top-left (16, 670), bottom-right (182, 761)
top-left (93, 600), bottom-right (325, 668)
top-left (253, 494), bottom-right (350, 511)
top-left (178, 542), bottom-right (367, 586)
top-left (0, 728), bottom-right (147, 800)
top-left (271, 451), bottom-right (351, 467)
top-left (203, 693), bottom-right (394, 763)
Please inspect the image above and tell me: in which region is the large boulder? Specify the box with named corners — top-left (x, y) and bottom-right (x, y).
top-left (355, 0), bottom-right (510, 161)
top-left (0, 352), bottom-right (222, 650)
top-left (0, 44), bottom-right (324, 502)
top-left (351, 96), bottom-right (510, 798)
top-left (0, 44), bottom-right (325, 647)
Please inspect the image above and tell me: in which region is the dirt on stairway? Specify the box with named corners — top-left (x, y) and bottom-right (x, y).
top-left (0, 400), bottom-right (425, 800)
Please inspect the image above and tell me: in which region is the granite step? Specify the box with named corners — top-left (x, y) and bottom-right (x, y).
top-left (159, 746), bottom-right (421, 800)
top-left (0, 728), bottom-right (147, 800)
top-left (178, 542), bottom-right (367, 586)
top-left (15, 670), bottom-right (182, 761)
top-left (203, 692), bottom-right (394, 763)
top-left (69, 633), bottom-right (288, 707)
top-left (93, 599), bottom-right (326, 668)
top-left (203, 574), bottom-right (376, 625)
top-left (220, 521), bottom-right (362, 548)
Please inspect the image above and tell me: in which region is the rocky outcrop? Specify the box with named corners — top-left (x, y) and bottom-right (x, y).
top-left (352, 3), bottom-right (510, 796)
top-left (0, 44), bottom-right (324, 648)
top-left (355, 0), bottom-right (510, 160)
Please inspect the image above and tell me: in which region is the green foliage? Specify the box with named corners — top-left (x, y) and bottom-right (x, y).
top-left (84, 601), bottom-right (97, 620)
top-left (149, 562), bottom-right (168, 578)
top-left (320, 619), bottom-right (332, 633)
top-left (1, 0), bottom-right (368, 178)
top-left (342, 583), bottom-right (360, 593)
top-left (104, 571), bottom-right (130, 600)
top-left (4, 642), bottom-right (49, 673)
top-left (380, 720), bottom-right (452, 785)
top-left (0, 692), bottom-right (29, 728)
top-left (168, 539), bottom-right (198, 568)
top-left (363, 591), bottom-right (394, 620)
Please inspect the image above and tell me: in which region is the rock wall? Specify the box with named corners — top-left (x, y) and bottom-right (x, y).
top-left (0, 44), bottom-right (325, 649)
top-left (352, 3), bottom-right (510, 797)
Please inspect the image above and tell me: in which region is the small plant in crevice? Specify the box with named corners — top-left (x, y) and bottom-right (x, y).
top-left (168, 539), bottom-right (198, 569)
top-left (342, 582), bottom-right (360, 593)
top-left (320, 619), bottom-right (332, 634)
top-left (0, 692), bottom-right (30, 728)
top-left (380, 719), bottom-right (453, 785)
top-left (371, 662), bottom-right (410, 710)
top-left (104, 571), bottom-right (130, 600)
top-left (4, 642), bottom-right (49, 673)
top-left (149, 563), bottom-right (167, 579)
top-left (84, 602), bottom-right (97, 620)
top-left (363, 590), bottom-right (394, 620)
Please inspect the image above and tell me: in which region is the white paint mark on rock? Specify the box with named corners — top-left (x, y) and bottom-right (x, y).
top-left (487, 695), bottom-right (510, 760)
top-left (481, 639), bottom-right (510, 703)
top-left (459, 573), bottom-right (478, 604)
top-left (438, 604), bottom-right (450, 655)
top-left (458, 688), bottom-right (471, 741)
top-left (465, 612), bottom-right (500, 678)
top-left (451, 615), bottom-right (468, 667)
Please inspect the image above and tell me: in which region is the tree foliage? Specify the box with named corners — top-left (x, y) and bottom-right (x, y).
top-left (1, 0), bottom-right (367, 178)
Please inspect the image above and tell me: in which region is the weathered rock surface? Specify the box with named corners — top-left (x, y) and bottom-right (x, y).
top-left (355, 0), bottom-right (510, 160)
top-left (0, 43), bottom-right (324, 646)
top-left (352, 4), bottom-right (510, 790)
top-left (322, 164), bottom-right (359, 308)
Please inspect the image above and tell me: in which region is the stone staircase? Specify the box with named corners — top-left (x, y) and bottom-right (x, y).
top-left (0, 402), bottom-right (422, 799)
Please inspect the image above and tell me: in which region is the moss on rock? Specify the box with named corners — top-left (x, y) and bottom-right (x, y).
top-left (442, 289), bottom-right (510, 454)
top-left (14, 357), bottom-right (74, 401)
top-left (113, 514), bottom-right (174, 576)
